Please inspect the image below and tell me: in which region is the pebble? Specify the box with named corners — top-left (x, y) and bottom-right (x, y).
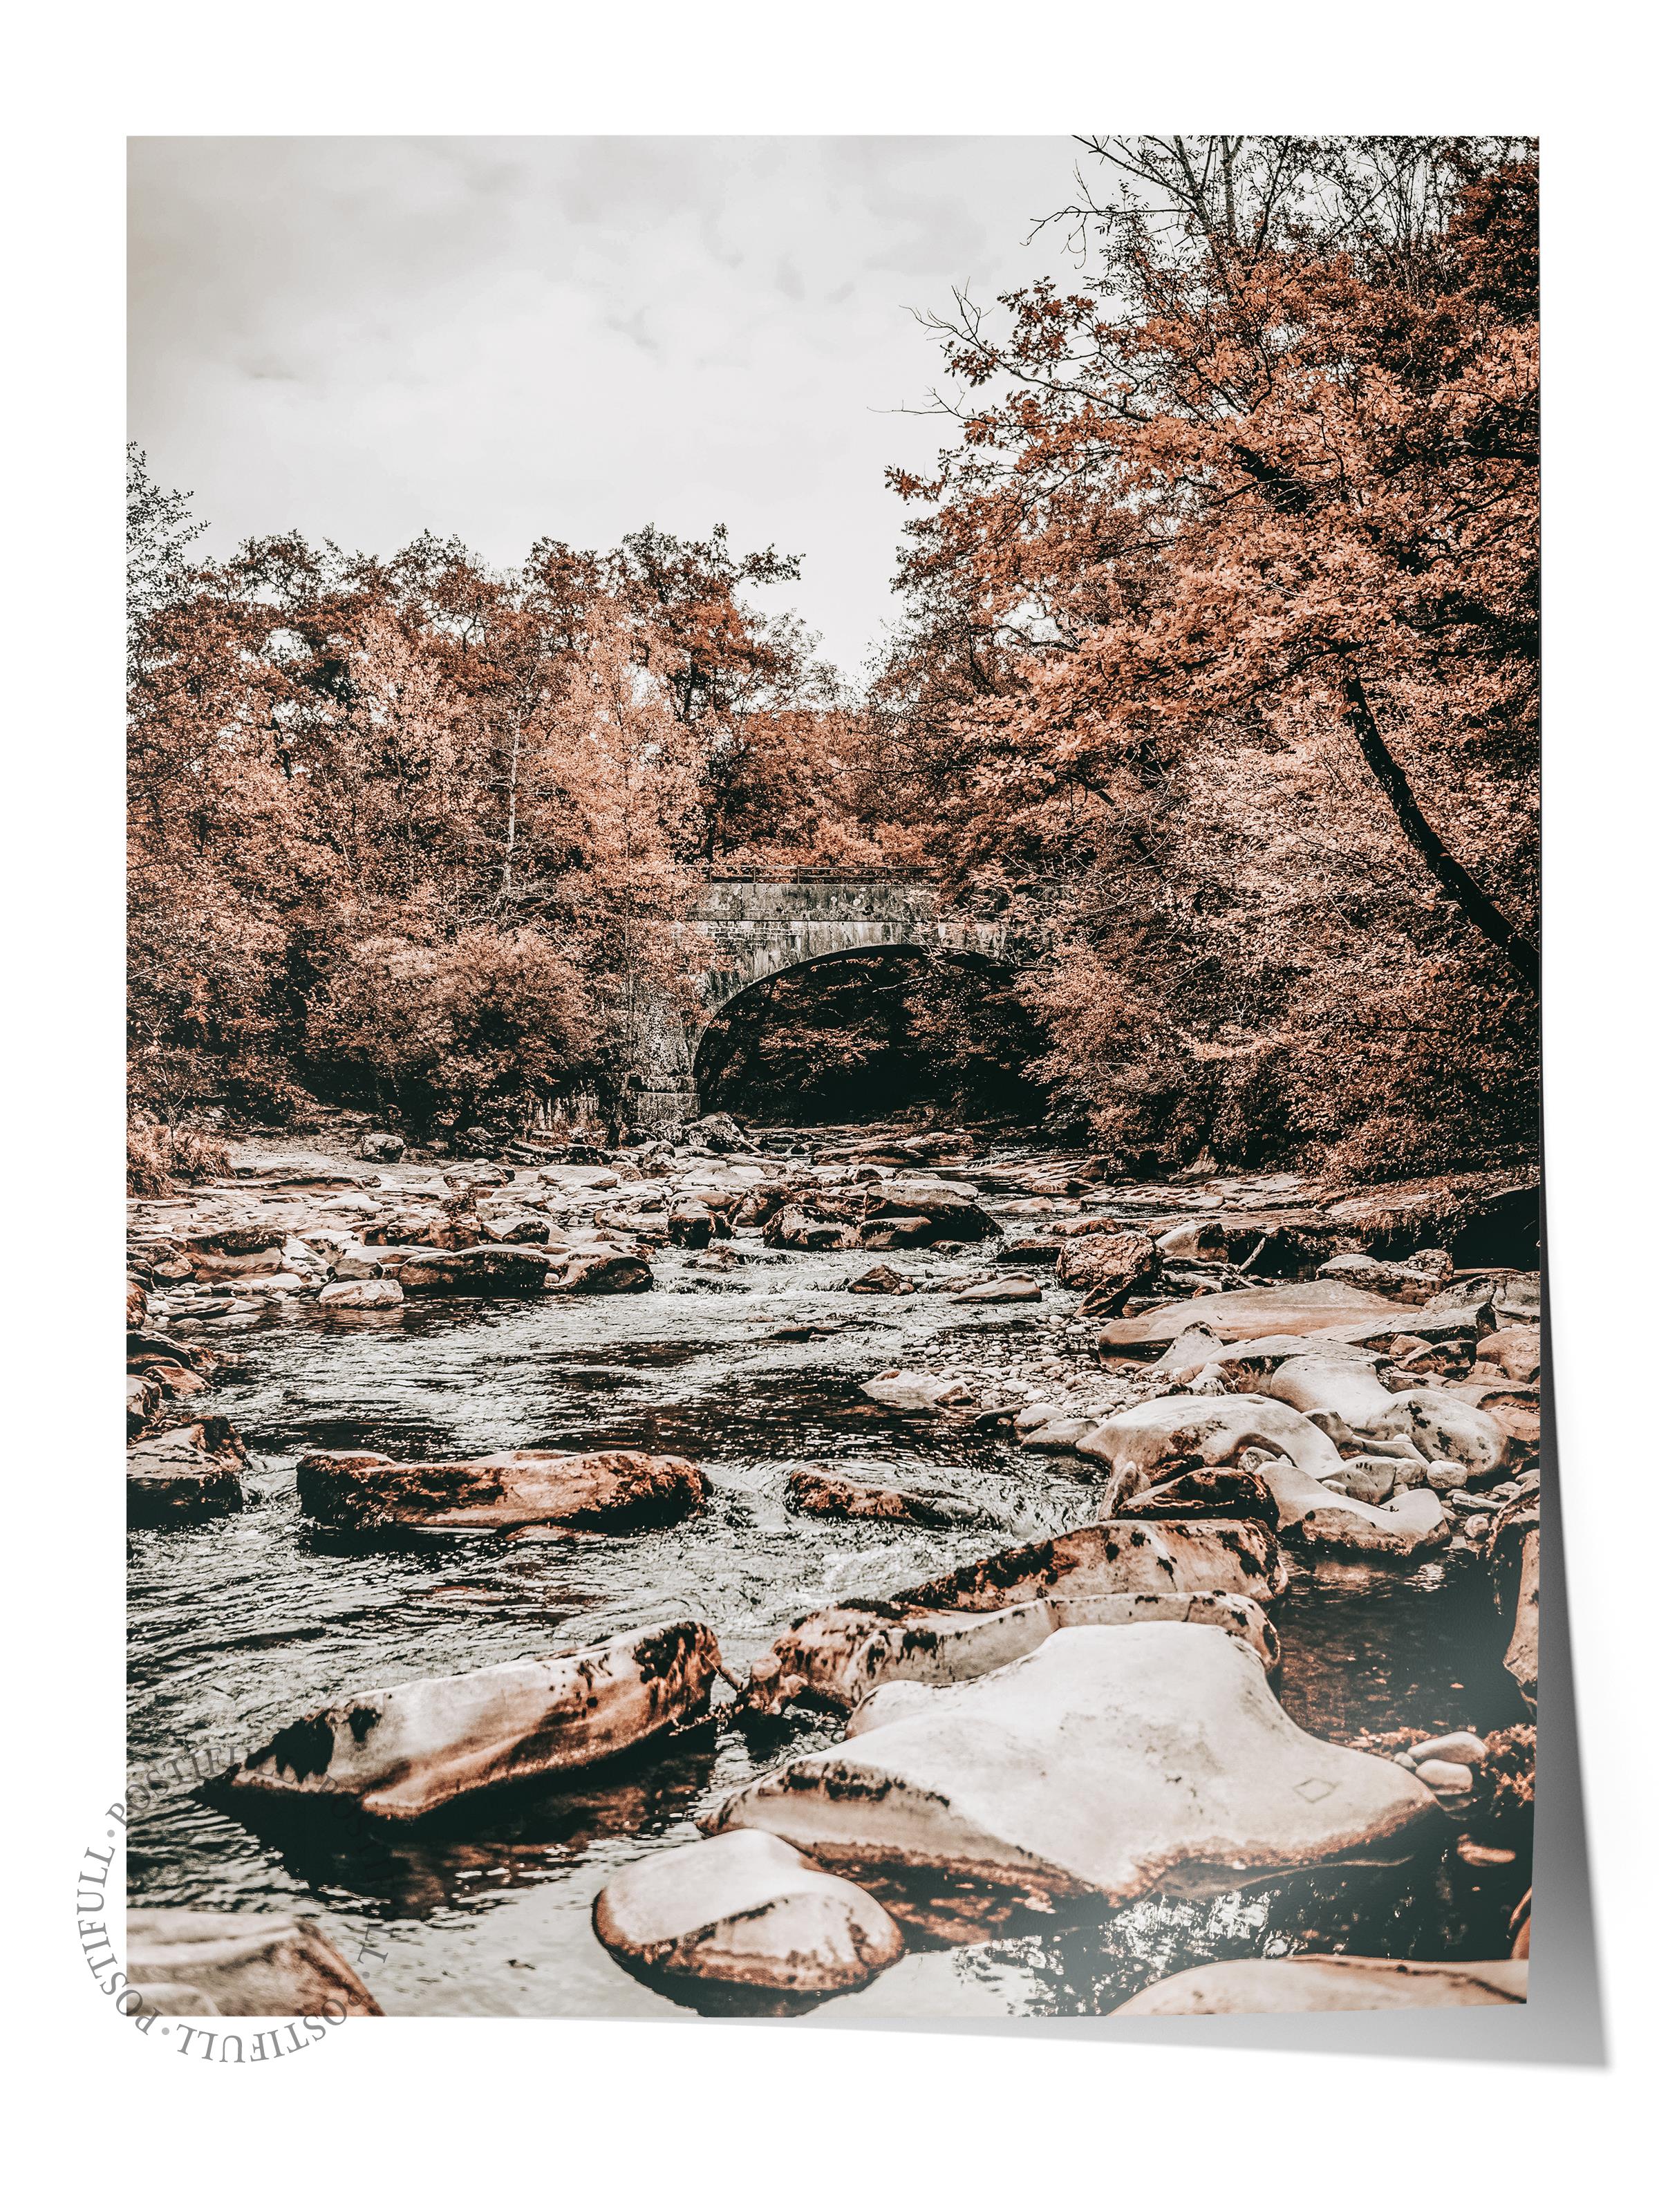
top-left (1410, 1731), bottom-right (1488, 1768)
top-left (1457, 1840), bottom-right (1516, 1867)
top-left (1415, 1759), bottom-right (1476, 1793)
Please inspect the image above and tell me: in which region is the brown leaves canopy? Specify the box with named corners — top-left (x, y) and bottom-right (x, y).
top-left (126, 486), bottom-right (883, 1128)
top-left (878, 136), bottom-right (1539, 1174)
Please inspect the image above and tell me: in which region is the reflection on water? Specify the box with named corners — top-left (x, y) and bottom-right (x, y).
top-left (128, 1228), bottom-right (1529, 2017)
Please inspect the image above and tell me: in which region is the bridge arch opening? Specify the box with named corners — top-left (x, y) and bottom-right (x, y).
top-left (692, 944), bottom-right (1046, 1127)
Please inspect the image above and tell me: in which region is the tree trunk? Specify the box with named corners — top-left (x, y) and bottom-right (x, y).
top-left (500, 720), bottom-right (522, 903)
top-left (1342, 676), bottom-right (1539, 993)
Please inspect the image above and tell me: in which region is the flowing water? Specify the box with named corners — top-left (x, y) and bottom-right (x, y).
top-left (126, 1210), bottom-right (1532, 2018)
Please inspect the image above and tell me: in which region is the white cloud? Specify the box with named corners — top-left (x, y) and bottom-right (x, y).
top-left (128, 135), bottom-right (1078, 675)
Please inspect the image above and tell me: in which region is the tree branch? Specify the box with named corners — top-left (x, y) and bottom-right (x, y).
top-left (1342, 675), bottom-right (1539, 992)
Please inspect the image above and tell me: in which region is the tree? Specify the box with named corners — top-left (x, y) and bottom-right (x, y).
top-left (609, 523), bottom-right (846, 861)
top-left (880, 135), bottom-right (1539, 1171)
top-left (126, 443), bottom-right (204, 671)
top-left (127, 487), bottom-right (832, 1130)
top-left (895, 138), bottom-right (1537, 968)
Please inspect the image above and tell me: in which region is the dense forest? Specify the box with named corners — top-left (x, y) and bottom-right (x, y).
top-left (129, 135), bottom-right (1539, 1179)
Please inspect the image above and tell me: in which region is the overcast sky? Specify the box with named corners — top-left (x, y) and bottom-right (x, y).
top-left (129, 135), bottom-right (1084, 678)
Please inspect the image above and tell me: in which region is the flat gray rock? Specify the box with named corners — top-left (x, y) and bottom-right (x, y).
top-left (861, 1369), bottom-right (975, 1412)
top-left (950, 1275), bottom-right (1043, 1304)
top-left (296, 1447), bottom-right (706, 1533)
top-left (1099, 1282), bottom-right (1418, 1351)
top-left (712, 1624), bottom-right (1436, 1916)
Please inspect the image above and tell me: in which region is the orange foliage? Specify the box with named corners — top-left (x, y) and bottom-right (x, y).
top-left (877, 137), bottom-right (1539, 1171)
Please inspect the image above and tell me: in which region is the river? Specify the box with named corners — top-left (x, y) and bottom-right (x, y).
top-left (126, 1141), bottom-right (1532, 2017)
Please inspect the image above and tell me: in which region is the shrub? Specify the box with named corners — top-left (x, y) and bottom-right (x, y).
top-left (127, 1118), bottom-right (233, 1195)
top-left (303, 924), bottom-right (596, 1128)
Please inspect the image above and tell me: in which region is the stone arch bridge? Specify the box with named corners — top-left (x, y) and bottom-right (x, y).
top-left (632, 874), bottom-right (1016, 1125)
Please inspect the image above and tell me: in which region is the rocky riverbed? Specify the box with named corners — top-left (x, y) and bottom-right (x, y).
top-left (125, 1118), bottom-right (1540, 2018)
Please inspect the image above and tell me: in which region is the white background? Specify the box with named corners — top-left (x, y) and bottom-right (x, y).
top-left (3, 4), bottom-right (1651, 2203)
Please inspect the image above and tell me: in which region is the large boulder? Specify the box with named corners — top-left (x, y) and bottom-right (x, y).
top-left (1055, 1230), bottom-right (1159, 1314)
top-left (891, 1519), bottom-right (1287, 1613)
top-left (476, 1210), bottom-right (553, 1246)
top-left (765, 1206), bottom-right (849, 1252)
top-left (546, 1244), bottom-right (653, 1294)
top-left (128, 1419), bottom-right (247, 1527)
top-left (392, 1244), bottom-right (552, 1294)
top-left (1444, 1379), bottom-right (1540, 1456)
top-left (1257, 1358), bottom-right (1510, 1479)
top-left (1256, 1352), bottom-right (1399, 1429)
top-left (126, 1909), bottom-right (383, 2017)
top-left (126, 1372), bottom-right (161, 1436)
top-left (666, 1199), bottom-right (719, 1248)
top-left (856, 1215), bottom-right (939, 1250)
top-left (733, 1181), bottom-right (793, 1228)
top-left (1000, 1237), bottom-right (1062, 1266)
top-left (187, 1224), bottom-right (292, 1256)
top-left (783, 1463), bottom-right (982, 1529)
top-left (1206, 1209), bottom-right (1355, 1275)
top-left (190, 1246), bottom-right (287, 1282)
top-left (711, 1624), bottom-right (1437, 1922)
top-left (594, 1831), bottom-right (904, 1996)
top-left (540, 1163), bottom-right (621, 1190)
top-left (1098, 1281), bottom-right (1418, 1353)
top-left (1315, 1252), bottom-right (1445, 1303)
top-left (862, 1179), bottom-right (997, 1243)
top-left (741, 1590), bottom-right (1281, 1717)
top-left (1120, 1465), bottom-right (1282, 1525)
top-left (367, 1212), bottom-right (482, 1250)
top-left (1076, 1394), bottom-right (1346, 1497)
top-left (1363, 1388), bottom-right (1509, 1480)
top-left (687, 1112), bottom-right (752, 1153)
top-left (1019, 1414), bottom-right (1096, 1452)
top-left (327, 1244), bottom-right (388, 1280)
top-left (1253, 1458), bottom-right (1449, 1557)
top-left (129, 1356), bottom-right (212, 1405)
top-left (296, 1447), bottom-right (706, 1533)
top-left (1111, 1954), bottom-right (1528, 2015)
top-left (1477, 1324), bottom-right (1542, 1382)
top-left (950, 1275), bottom-right (1043, 1304)
top-left (224, 1620), bottom-right (722, 1820)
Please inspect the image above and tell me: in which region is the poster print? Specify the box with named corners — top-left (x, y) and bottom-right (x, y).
top-left (124, 135), bottom-right (1539, 2025)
